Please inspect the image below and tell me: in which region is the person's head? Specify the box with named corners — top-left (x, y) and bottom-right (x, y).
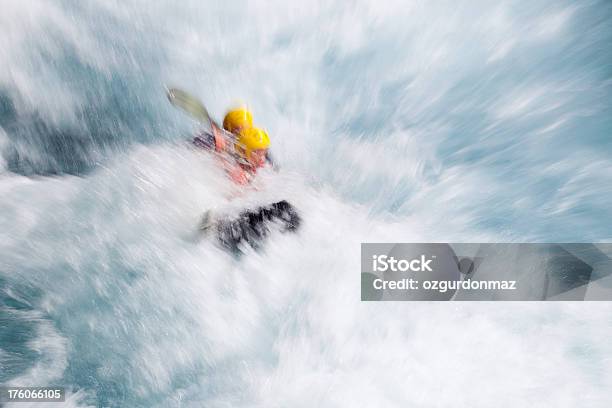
top-left (223, 106), bottom-right (253, 134)
top-left (235, 127), bottom-right (270, 169)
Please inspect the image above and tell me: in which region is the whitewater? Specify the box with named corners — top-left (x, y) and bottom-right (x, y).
top-left (1, 0), bottom-right (612, 406)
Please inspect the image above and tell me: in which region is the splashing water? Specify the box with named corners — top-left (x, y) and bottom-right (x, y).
top-left (1, 0), bottom-right (612, 406)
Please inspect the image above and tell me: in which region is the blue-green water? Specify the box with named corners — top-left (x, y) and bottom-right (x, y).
top-left (1, 1), bottom-right (611, 406)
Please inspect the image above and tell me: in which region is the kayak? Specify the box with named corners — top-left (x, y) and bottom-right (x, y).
top-left (166, 87), bottom-right (302, 252)
top-left (215, 200), bottom-right (301, 252)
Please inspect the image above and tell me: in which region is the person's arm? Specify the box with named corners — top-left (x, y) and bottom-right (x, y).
top-left (193, 130), bottom-right (215, 150)
top-left (194, 123), bottom-right (235, 153)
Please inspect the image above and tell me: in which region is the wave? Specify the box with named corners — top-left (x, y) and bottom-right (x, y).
top-left (1, 0), bottom-right (612, 406)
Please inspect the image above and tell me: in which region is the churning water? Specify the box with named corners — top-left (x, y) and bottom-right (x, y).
top-left (1, 1), bottom-right (612, 406)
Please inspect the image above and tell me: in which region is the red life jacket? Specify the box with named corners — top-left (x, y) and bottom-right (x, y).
top-left (193, 128), bottom-right (252, 185)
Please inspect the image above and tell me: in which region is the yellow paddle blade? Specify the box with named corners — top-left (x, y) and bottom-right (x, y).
top-left (166, 87), bottom-right (211, 124)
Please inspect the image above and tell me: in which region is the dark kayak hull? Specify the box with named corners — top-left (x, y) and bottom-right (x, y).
top-left (216, 200), bottom-right (301, 252)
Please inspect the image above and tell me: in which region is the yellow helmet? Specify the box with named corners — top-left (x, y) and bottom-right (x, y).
top-left (235, 127), bottom-right (270, 159)
top-left (223, 106), bottom-right (253, 133)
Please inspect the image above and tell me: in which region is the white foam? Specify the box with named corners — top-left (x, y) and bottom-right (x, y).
top-left (1, 0), bottom-right (611, 406)
top-left (1, 144), bottom-right (611, 405)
